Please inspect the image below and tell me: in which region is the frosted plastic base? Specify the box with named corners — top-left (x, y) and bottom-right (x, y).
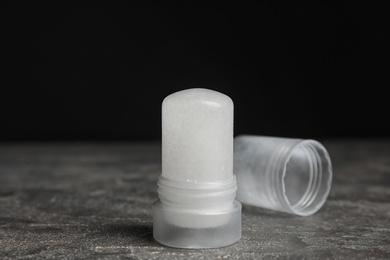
top-left (153, 200), bottom-right (242, 248)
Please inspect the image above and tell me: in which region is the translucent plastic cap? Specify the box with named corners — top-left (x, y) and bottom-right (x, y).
top-left (234, 135), bottom-right (332, 216)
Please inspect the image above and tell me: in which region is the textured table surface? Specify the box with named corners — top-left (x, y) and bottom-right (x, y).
top-left (0, 140), bottom-right (389, 259)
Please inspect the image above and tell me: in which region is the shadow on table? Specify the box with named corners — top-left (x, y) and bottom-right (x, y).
top-left (242, 204), bottom-right (294, 219)
top-left (102, 223), bottom-right (157, 245)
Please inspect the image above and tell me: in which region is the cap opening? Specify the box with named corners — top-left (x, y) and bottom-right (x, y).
top-left (282, 140), bottom-right (332, 216)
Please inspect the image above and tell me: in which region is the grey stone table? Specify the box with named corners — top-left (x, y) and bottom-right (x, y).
top-left (0, 140), bottom-right (389, 259)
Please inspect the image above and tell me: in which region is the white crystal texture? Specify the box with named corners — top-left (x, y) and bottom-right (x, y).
top-left (162, 88), bottom-right (233, 182)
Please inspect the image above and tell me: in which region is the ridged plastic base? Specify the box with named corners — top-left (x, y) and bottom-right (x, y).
top-left (153, 200), bottom-right (242, 249)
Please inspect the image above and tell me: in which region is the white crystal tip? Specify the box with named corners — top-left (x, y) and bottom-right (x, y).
top-left (162, 88), bottom-right (234, 182)
top-left (162, 88), bottom-right (233, 110)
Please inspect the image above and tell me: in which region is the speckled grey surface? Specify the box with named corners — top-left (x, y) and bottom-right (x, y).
top-left (0, 140), bottom-right (389, 259)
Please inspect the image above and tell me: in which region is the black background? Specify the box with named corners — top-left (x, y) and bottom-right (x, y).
top-left (1, 2), bottom-right (388, 141)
